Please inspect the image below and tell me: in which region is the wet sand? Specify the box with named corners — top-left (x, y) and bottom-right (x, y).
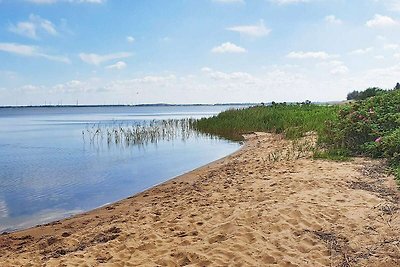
top-left (1, 133), bottom-right (399, 266)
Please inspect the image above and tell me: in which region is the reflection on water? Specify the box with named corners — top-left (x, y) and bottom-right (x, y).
top-left (0, 106), bottom-right (241, 233)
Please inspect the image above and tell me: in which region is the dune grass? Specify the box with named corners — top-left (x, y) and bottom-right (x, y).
top-left (194, 103), bottom-right (339, 141)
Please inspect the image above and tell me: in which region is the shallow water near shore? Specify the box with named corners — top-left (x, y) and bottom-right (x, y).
top-left (0, 105), bottom-right (241, 232)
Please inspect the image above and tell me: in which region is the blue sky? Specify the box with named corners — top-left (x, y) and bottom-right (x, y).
top-left (1, 0), bottom-right (400, 105)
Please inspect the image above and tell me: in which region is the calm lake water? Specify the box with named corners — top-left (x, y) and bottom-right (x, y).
top-left (0, 106), bottom-right (241, 233)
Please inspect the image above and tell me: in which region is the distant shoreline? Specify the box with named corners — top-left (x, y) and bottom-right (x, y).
top-left (0, 103), bottom-right (256, 109)
top-left (0, 101), bottom-right (343, 109)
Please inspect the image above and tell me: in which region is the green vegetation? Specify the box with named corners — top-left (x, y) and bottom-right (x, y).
top-left (325, 89), bottom-right (400, 181)
top-left (313, 148), bottom-right (351, 162)
top-left (84, 119), bottom-right (199, 147)
top-left (194, 103), bottom-right (339, 141)
top-left (194, 89), bottom-right (400, 182)
top-left (346, 87), bottom-right (385, 101)
top-left (347, 83), bottom-right (400, 101)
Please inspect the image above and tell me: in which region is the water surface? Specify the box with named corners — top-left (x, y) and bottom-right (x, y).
top-left (0, 106), bottom-right (241, 232)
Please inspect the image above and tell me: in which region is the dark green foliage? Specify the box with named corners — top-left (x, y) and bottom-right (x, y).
top-left (347, 90), bottom-right (360, 101)
top-left (346, 87), bottom-right (384, 101)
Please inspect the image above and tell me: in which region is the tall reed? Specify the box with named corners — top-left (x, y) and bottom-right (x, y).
top-left (83, 118), bottom-right (218, 148)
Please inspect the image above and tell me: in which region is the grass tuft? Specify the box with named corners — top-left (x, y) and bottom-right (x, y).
top-left (313, 148), bottom-right (351, 162)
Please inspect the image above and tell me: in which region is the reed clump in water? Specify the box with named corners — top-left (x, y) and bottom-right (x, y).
top-left (83, 118), bottom-right (216, 148)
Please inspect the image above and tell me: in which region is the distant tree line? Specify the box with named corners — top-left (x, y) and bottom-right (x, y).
top-left (347, 83), bottom-right (400, 101)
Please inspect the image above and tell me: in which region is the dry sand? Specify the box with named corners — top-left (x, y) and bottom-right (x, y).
top-left (0, 133), bottom-right (399, 267)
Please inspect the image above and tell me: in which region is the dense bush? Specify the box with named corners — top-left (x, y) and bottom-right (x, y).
top-left (326, 90), bottom-right (400, 150)
top-left (325, 89), bottom-right (400, 179)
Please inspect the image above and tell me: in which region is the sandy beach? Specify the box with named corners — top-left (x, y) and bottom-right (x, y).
top-left (0, 133), bottom-right (399, 267)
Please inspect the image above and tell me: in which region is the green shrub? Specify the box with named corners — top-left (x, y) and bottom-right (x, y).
top-left (324, 89), bottom-right (400, 155)
top-left (322, 89), bottom-right (400, 179)
top-left (381, 128), bottom-right (400, 165)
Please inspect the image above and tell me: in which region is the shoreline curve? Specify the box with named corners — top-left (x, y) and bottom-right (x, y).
top-left (1, 132), bottom-right (399, 266)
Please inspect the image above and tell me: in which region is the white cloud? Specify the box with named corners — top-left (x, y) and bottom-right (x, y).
top-left (208, 71), bottom-right (254, 82)
top-left (363, 63), bottom-right (400, 84)
top-left (286, 51), bottom-right (337, 60)
top-left (40, 19), bottom-right (57, 35)
top-left (366, 14), bottom-right (397, 28)
top-left (8, 14), bottom-right (57, 39)
top-left (20, 84), bottom-right (44, 93)
top-left (269, 0), bottom-right (309, 5)
top-left (330, 65), bottom-right (349, 75)
top-left (227, 20), bottom-right (270, 37)
top-left (43, 74), bottom-right (178, 102)
top-left (0, 42), bottom-right (70, 63)
top-left (317, 60), bottom-right (349, 75)
top-left (203, 69), bottom-right (256, 82)
top-left (52, 80), bottom-right (88, 93)
top-left (384, 43), bottom-right (399, 50)
top-left (201, 67), bottom-right (213, 72)
top-left (40, 53), bottom-right (71, 63)
top-left (211, 42), bottom-right (247, 53)
top-left (349, 47), bottom-right (374, 55)
top-left (132, 75), bottom-right (176, 83)
top-left (126, 36), bottom-right (135, 43)
top-left (0, 43), bottom-right (36, 56)
top-left (8, 22), bottom-right (36, 39)
top-left (105, 61), bottom-right (127, 70)
top-left (79, 52), bottom-right (133, 65)
top-left (3, 66), bottom-right (373, 105)
top-left (325, 15), bottom-right (342, 25)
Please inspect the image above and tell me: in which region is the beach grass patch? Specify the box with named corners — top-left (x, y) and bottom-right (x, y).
top-left (313, 148), bottom-right (351, 162)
